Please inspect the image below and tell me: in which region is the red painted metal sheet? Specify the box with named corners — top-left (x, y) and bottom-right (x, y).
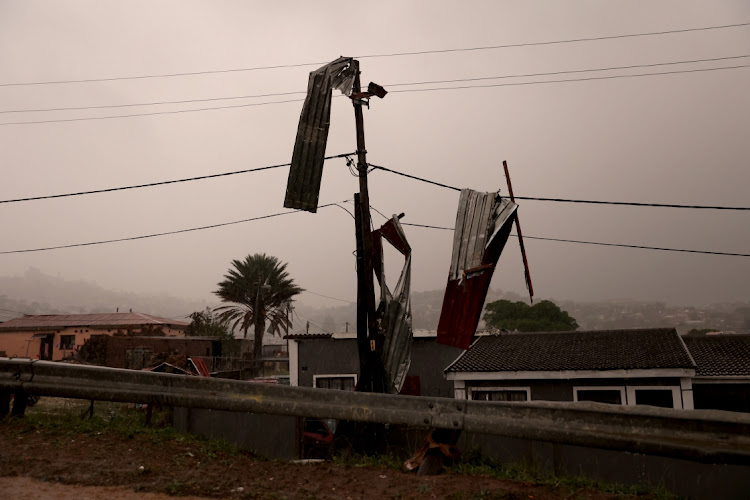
top-left (190, 357), bottom-right (211, 377)
top-left (437, 190), bottom-right (517, 349)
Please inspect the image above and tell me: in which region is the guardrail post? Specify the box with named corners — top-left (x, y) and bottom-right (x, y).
top-left (0, 389), bottom-right (10, 418)
top-left (11, 388), bottom-right (28, 417)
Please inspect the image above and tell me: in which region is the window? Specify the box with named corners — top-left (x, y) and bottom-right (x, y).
top-left (313, 374), bottom-right (357, 391)
top-left (125, 348), bottom-right (153, 370)
top-left (574, 386), bottom-right (625, 405)
top-left (60, 335), bottom-right (76, 350)
top-left (471, 387), bottom-right (530, 402)
top-left (635, 390), bottom-right (673, 408)
top-left (626, 386), bottom-right (680, 409)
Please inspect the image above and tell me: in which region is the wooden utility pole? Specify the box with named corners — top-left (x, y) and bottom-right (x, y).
top-left (351, 61), bottom-right (384, 393)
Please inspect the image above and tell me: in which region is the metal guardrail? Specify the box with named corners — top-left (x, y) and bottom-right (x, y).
top-left (2, 357), bottom-right (750, 464)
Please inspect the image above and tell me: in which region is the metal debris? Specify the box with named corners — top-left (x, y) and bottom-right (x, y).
top-left (372, 215), bottom-right (412, 393)
top-left (284, 57), bottom-right (357, 212)
top-left (437, 189), bottom-right (518, 349)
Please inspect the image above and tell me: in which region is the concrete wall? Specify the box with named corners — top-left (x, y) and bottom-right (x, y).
top-left (173, 407), bottom-right (299, 460)
top-left (459, 431), bottom-right (750, 500)
top-left (106, 337), bottom-right (218, 369)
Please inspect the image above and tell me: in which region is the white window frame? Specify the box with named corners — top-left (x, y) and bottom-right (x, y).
top-left (468, 386), bottom-right (531, 402)
top-left (573, 386), bottom-right (626, 405)
top-left (626, 386), bottom-right (682, 409)
top-left (313, 373), bottom-right (358, 390)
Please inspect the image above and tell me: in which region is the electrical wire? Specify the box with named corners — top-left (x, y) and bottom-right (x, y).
top-left (2, 21), bottom-right (748, 87)
top-left (400, 222), bottom-right (750, 257)
top-left (293, 310), bottom-right (333, 335)
top-left (0, 97), bottom-right (305, 127)
top-left (0, 200), bottom-right (350, 255)
top-left (3, 64), bottom-right (747, 127)
top-left (4, 54), bottom-right (747, 115)
top-left (356, 22), bottom-right (750, 59)
top-left (0, 153), bottom-right (353, 204)
top-left (369, 164), bottom-right (750, 211)
top-left (301, 290), bottom-right (356, 304)
top-left (387, 64), bottom-right (750, 95)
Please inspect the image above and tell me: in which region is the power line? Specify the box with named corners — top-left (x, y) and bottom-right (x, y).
top-left (0, 91), bottom-right (307, 114)
top-left (4, 63), bottom-right (749, 128)
top-left (3, 63), bottom-right (747, 127)
top-left (387, 64), bottom-right (750, 95)
top-left (0, 197), bottom-right (746, 258)
top-left (370, 164), bottom-right (750, 211)
top-left (2, 21), bottom-right (748, 87)
top-left (400, 223), bottom-right (750, 257)
top-left (0, 97), bottom-right (305, 127)
top-left (357, 22), bottom-right (750, 59)
top-left (1, 155), bottom-right (747, 212)
top-left (0, 200), bottom-right (350, 255)
top-left (4, 54), bottom-right (747, 115)
top-left (301, 289), bottom-right (356, 304)
top-left (520, 235), bottom-right (750, 258)
top-left (0, 153), bottom-right (353, 204)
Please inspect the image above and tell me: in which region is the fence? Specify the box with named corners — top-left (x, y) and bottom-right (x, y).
top-left (2, 357), bottom-right (750, 465)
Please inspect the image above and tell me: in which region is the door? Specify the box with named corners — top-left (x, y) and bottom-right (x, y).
top-left (39, 335), bottom-right (53, 360)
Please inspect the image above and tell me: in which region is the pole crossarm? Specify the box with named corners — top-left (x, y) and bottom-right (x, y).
top-left (2, 358), bottom-right (750, 464)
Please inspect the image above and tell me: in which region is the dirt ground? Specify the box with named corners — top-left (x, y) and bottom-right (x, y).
top-left (0, 400), bottom-right (661, 500)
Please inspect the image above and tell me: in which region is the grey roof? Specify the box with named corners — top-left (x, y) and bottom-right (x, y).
top-left (0, 312), bottom-right (188, 331)
top-left (445, 328), bottom-right (695, 373)
top-left (682, 335), bottom-right (750, 377)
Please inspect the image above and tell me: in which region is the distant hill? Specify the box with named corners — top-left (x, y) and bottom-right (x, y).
top-left (3, 268), bottom-right (748, 336)
top-left (0, 268), bottom-right (209, 322)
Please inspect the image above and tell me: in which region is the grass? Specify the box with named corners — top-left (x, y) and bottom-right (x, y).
top-left (6, 399), bottom-right (681, 499)
top-left (4, 397), bottom-right (246, 459)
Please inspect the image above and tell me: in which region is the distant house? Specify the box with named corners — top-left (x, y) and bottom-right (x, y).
top-left (0, 312), bottom-right (188, 361)
top-left (105, 335), bottom-right (219, 370)
top-left (682, 335), bottom-right (750, 413)
top-left (444, 328), bottom-right (697, 409)
top-left (286, 329), bottom-right (463, 398)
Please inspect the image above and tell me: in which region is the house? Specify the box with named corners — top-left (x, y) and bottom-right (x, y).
top-left (105, 335), bottom-right (219, 370)
top-left (286, 329), bottom-right (463, 398)
top-left (682, 335), bottom-right (750, 413)
top-left (0, 312), bottom-right (189, 361)
top-left (445, 328), bottom-right (696, 409)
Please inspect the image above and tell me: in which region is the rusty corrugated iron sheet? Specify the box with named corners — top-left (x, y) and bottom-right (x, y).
top-left (0, 312), bottom-right (189, 331)
top-left (372, 216), bottom-right (412, 394)
top-left (437, 190), bottom-right (517, 350)
top-left (284, 57), bottom-right (357, 212)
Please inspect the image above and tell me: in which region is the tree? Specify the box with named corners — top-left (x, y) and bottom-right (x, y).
top-left (186, 307), bottom-right (241, 356)
top-left (213, 254), bottom-right (303, 362)
top-left (185, 307), bottom-right (232, 339)
top-left (484, 299), bottom-right (578, 332)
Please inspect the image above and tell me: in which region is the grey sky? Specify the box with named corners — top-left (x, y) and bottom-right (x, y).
top-left (0, 1), bottom-right (749, 310)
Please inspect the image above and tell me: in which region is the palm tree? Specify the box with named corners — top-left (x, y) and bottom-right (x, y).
top-left (213, 254), bottom-right (303, 363)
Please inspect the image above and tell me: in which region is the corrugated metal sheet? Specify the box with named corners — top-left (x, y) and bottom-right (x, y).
top-left (0, 312), bottom-right (189, 331)
top-left (437, 190), bottom-right (517, 350)
top-left (284, 57), bottom-right (357, 213)
top-left (372, 216), bottom-right (412, 394)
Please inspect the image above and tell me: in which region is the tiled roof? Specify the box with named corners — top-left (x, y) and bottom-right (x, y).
top-left (445, 328), bottom-right (694, 373)
top-left (0, 312), bottom-right (188, 331)
top-left (682, 335), bottom-right (750, 377)
top-left (284, 332), bottom-right (333, 340)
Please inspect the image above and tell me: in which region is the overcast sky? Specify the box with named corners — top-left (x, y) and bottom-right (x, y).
top-left (0, 1), bottom-right (748, 311)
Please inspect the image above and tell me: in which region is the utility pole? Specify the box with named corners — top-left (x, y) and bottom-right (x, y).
top-left (351, 61), bottom-right (384, 393)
